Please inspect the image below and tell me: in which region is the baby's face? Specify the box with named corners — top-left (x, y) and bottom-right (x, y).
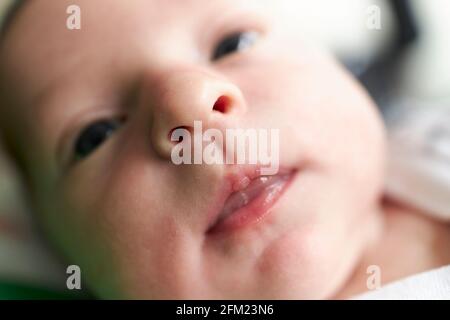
top-left (1, 0), bottom-right (386, 298)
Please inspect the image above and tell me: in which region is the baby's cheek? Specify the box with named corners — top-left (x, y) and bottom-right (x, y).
top-left (255, 226), bottom-right (344, 299)
top-left (308, 61), bottom-right (386, 199)
top-left (109, 213), bottom-right (206, 299)
top-left (338, 97), bottom-right (386, 200)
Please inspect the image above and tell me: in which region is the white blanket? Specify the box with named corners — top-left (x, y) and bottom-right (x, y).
top-left (354, 265), bottom-right (450, 300)
top-left (385, 103), bottom-right (450, 221)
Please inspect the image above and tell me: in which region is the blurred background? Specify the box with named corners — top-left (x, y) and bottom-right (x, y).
top-left (0, 0), bottom-right (449, 298)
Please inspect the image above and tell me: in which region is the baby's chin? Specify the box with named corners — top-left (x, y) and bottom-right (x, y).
top-left (252, 188), bottom-right (381, 298)
top-left (244, 229), bottom-right (355, 299)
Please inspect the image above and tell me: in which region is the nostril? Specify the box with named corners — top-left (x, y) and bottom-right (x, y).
top-left (213, 95), bottom-right (232, 114)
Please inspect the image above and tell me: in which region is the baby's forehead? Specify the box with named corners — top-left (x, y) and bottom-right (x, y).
top-left (1, 0), bottom-right (278, 92)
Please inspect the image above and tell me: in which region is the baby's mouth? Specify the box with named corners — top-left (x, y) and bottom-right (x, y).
top-left (206, 169), bottom-right (296, 235)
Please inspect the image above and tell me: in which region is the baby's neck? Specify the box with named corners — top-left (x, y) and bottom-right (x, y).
top-left (335, 198), bottom-right (450, 299)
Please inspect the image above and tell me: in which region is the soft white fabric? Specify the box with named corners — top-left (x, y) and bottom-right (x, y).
top-left (353, 265), bottom-right (450, 300)
top-left (386, 103), bottom-right (450, 221)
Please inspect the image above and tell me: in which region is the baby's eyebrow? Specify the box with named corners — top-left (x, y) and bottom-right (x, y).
top-left (0, 0), bottom-right (26, 39)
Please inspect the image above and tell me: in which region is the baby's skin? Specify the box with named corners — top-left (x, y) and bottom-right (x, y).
top-left (0, 0), bottom-right (448, 299)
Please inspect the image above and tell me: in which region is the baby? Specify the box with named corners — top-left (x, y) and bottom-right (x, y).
top-left (0, 0), bottom-right (449, 299)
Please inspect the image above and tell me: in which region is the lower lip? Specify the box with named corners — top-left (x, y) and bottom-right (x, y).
top-left (206, 172), bottom-right (296, 236)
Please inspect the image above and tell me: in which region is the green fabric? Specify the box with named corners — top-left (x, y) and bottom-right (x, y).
top-left (0, 280), bottom-right (90, 300)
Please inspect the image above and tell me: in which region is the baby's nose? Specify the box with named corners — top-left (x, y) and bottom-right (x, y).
top-left (143, 69), bottom-right (247, 159)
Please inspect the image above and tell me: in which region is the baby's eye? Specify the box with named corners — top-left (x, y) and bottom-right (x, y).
top-left (212, 31), bottom-right (259, 61)
top-left (73, 119), bottom-right (122, 161)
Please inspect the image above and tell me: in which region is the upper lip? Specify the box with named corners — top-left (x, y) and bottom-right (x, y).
top-left (205, 164), bottom-right (294, 233)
